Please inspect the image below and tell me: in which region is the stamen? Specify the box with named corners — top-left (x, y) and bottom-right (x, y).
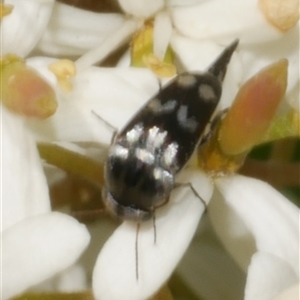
top-left (48, 59), bottom-right (76, 92)
top-left (259, 0), bottom-right (299, 32)
top-left (135, 222), bottom-right (141, 281)
top-left (0, 3), bottom-right (13, 19)
top-left (75, 18), bottom-right (140, 72)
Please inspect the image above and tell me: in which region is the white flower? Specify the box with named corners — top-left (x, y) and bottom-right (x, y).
top-left (24, 0), bottom-right (298, 144)
top-left (1, 0), bottom-right (298, 299)
top-left (1, 106), bottom-right (90, 300)
top-left (214, 176), bottom-right (299, 300)
top-left (175, 175), bottom-right (299, 300)
top-left (31, 0), bottom-right (298, 101)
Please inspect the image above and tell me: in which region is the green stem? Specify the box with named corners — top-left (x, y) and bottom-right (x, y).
top-left (12, 291), bottom-right (95, 300)
top-left (37, 143), bottom-right (104, 186)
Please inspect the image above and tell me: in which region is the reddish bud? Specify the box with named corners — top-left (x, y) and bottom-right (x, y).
top-left (1, 56), bottom-right (57, 119)
top-left (219, 59), bottom-right (288, 155)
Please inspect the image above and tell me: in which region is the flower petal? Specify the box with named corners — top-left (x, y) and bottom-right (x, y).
top-left (30, 264), bottom-right (88, 293)
top-left (93, 169), bottom-right (213, 300)
top-left (245, 251), bottom-right (298, 300)
top-left (153, 11), bottom-right (173, 60)
top-left (208, 187), bottom-right (256, 271)
top-left (177, 216), bottom-right (246, 300)
top-left (55, 265), bottom-right (88, 292)
top-left (2, 0), bottom-right (55, 56)
top-left (118, 0), bottom-right (164, 18)
top-left (1, 105), bottom-right (50, 232)
top-left (172, 0), bottom-right (283, 43)
top-left (272, 282), bottom-right (300, 300)
top-left (37, 2), bottom-right (125, 56)
top-left (286, 82), bottom-right (300, 111)
top-left (214, 175), bottom-right (299, 276)
top-left (2, 212), bottom-right (90, 300)
top-left (26, 60), bottom-right (159, 144)
top-left (168, 0), bottom-right (204, 6)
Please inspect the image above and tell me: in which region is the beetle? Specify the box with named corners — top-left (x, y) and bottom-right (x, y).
top-left (102, 40), bottom-right (239, 223)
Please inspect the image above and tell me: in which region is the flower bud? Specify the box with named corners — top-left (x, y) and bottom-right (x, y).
top-left (218, 59), bottom-right (288, 155)
top-left (1, 55), bottom-right (57, 119)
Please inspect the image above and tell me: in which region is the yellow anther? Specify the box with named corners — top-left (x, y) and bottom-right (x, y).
top-left (143, 54), bottom-right (176, 78)
top-left (48, 59), bottom-right (76, 92)
top-left (0, 4), bottom-right (13, 19)
top-left (131, 20), bottom-right (175, 77)
top-left (259, 0), bottom-right (299, 32)
top-left (0, 54), bottom-right (24, 67)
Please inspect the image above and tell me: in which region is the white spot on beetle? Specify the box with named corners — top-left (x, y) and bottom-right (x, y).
top-left (177, 74), bottom-right (197, 87)
top-left (146, 126), bottom-right (168, 150)
top-left (162, 100), bottom-right (177, 112)
top-left (126, 123), bottom-right (144, 144)
top-left (147, 98), bottom-right (161, 112)
top-left (162, 142), bottom-right (178, 167)
top-left (177, 105), bottom-right (198, 132)
top-left (148, 98), bottom-right (177, 114)
top-left (199, 84), bottom-right (216, 102)
top-left (153, 167), bottom-right (173, 184)
top-left (135, 148), bottom-right (155, 164)
top-left (110, 144), bottom-right (129, 159)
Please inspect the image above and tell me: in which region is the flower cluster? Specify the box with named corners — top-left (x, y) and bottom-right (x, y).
top-left (1, 0), bottom-right (299, 300)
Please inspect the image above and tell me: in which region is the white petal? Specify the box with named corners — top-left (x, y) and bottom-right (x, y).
top-left (177, 216), bottom-right (246, 300)
top-left (118, 0), bottom-right (164, 18)
top-left (208, 186), bottom-right (256, 271)
top-left (37, 2), bottom-right (125, 56)
top-left (272, 282), bottom-right (300, 300)
top-left (25, 60), bottom-right (159, 144)
top-left (1, 106), bottom-right (50, 232)
top-left (2, 212), bottom-right (90, 300)
top-left (171, 34), bottom-right (222, 71)
top-left (168, 0), bottom-right (204, 6)
top-left (215, 175), bottom-right (299, 276)
top-left (2, 0), bottom-right (55, 56)
top-left (55, 265), bottom-right (87, 292)
top-left (30, 264), bottom-right (87, 293)
top-left (116, 49), bottom-right (132, 67)
top-left (172, 0), bottom-right (283, 43)
top-left (285, 82), bottom-right (300, 112)
top-left (245, 252), bottom-right (298, 300)
top-left (153, 11), bottom-right (173, 60)
top-left (93, 169), bottom-right (213, 300)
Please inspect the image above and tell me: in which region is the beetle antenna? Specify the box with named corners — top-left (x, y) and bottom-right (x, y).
top-left (153, 213), bottom-right (157, 244)
top-left (91, 110), bottom-right (118, 144)
top-left (135, 222), bottom-right (141, 281)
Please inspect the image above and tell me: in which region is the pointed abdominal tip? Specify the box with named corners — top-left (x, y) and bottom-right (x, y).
top-left (208, 39), bottom-right (239, 82)
top-left (218, 59), bottom-right (288, 156)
